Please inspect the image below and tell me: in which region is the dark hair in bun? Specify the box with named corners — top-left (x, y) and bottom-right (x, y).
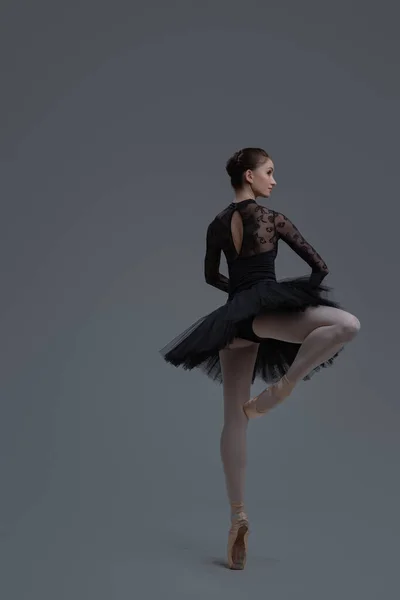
top-left (225, 147), bottom-right (270, 190)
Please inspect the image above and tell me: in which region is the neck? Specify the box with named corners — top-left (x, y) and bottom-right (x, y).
top-left (233, 186), bottom-right (256, 203)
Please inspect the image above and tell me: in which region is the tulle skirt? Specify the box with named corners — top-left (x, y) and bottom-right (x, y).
top-left (159, 275), bottom-right (344, 385)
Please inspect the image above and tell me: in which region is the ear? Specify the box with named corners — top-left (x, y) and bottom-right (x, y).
top-left (244, 169), bottom-right (253, 184)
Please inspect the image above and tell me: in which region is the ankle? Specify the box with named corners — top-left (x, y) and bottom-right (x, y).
top-left (230, 501), bottom-right (246, 518)
top-left (277, 374), bottom-right (295, 395)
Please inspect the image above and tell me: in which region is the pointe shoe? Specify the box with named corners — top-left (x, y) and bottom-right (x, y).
top-left (227, 510), bottom-right (249, 570)
top-left (243, 375), bottom-right (294, 420)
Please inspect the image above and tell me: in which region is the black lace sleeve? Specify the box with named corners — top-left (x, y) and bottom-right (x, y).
top-left (275, 212), bottom-right (329, 286)
top-left (204, 219), bottom-right (229, 293)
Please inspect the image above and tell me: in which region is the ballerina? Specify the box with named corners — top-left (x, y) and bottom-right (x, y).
top-left (160, 147), bottom-right (360, 569)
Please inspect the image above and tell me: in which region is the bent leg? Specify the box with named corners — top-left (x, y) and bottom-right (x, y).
top-left (251, 306), bottom-right (360, 413)
top-left (253, 305), bottom-right (360, 344)
top-left (219, 343), bottom-right (259, 514)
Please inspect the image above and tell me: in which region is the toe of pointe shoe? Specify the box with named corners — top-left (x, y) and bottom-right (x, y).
top-left (243, 377), bottom-right (295, 419)
top-left (243, 396), bottom-right (264, 419)
top-left (227, 513), bottom-right (249, 570)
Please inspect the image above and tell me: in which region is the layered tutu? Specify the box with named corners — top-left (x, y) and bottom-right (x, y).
top-left (160, 274), bottom-right (344, 385)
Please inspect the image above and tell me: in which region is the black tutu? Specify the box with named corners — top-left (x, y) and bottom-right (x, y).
top-left (160, 274), bottom-right (344, 385)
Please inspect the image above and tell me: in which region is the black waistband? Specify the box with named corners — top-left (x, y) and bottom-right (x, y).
top-left (228, 253), bottom-right (276, 296)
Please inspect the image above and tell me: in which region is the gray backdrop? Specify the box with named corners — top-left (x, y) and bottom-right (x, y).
top-left (0, 1), bottom-right (399, 598)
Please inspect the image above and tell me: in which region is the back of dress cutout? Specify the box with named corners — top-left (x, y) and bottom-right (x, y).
top-left (228, 202), bottom-right (277, 259)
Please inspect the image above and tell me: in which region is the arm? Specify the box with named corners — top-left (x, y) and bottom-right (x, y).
top-left (204, 219), bottom-right (229, 293)
top-left (275, 211), bottom-right (329, 286)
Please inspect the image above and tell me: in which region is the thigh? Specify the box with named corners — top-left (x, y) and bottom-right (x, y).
top-left (219, 344), bottom-right (259, 409)
top-left (252, 306), bottom-right (359, 344)
top-left (225, 336), bottom-right (257, 350)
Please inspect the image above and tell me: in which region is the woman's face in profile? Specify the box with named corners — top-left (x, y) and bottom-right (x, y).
top-left (246, 159), bottom-right (277, 198)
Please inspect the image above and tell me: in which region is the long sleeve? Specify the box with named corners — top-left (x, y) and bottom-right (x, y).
top-left (204, 219), bottom-right (229, 293)
top-left (275, 212), bottom-right (329, 286)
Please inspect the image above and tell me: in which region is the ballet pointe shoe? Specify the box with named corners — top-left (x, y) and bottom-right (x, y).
top-left (227, 510), bottom-right (249, 570)
top-left (243, 374), bottom-right (295, 420)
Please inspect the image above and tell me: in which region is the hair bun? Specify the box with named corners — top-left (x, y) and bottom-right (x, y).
top-left (233, 150), bottom-right (244, 164)
top-left (225, 147), bottom-right (270, 190)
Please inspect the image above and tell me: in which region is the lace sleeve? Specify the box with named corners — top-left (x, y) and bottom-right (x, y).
top-left (275, 212), bottom-right (329, 286)
top-left (204, 219), bottom-right (229, 293)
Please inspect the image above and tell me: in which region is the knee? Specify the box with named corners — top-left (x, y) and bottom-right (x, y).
top-left (335, 313), bottom-right (361, 342)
